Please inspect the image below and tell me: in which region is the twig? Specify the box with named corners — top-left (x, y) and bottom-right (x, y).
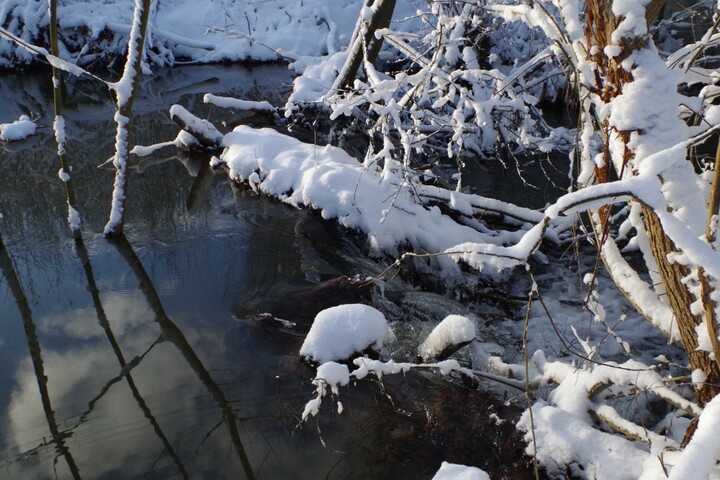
top-left (523, 272), bottom-right (541, 480)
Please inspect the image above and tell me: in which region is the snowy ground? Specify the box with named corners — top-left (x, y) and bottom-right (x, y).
top-left (0, 0), bottom-right (422, 68)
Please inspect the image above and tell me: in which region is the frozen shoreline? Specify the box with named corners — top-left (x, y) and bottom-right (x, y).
top-left (0, 0), bottom-right (421, 70)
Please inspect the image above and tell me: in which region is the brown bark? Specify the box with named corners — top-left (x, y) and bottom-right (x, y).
top-left (334, 0), bottom-right (397, 90)
top-left (643, 208), bottom-right (720, 407)
top-left (584, 0), bottom-right (720, 410)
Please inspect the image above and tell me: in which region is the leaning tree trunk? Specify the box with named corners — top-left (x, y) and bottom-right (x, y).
top-left (332, 0), bottom-right (397, 90)
top-left (583, 0), bottom-right (720, 413)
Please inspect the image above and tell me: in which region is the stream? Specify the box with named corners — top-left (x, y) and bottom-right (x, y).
top-left (0, 65), bottom-right (541, 479)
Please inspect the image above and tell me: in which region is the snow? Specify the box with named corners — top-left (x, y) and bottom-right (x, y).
top-left (431, 462), bottom-right (490, 480)
top-left (53, 116), bottom-right (66, 156)
top-left (301, 361), bottom-right (351, 420)
top-left (604, 45), bottom-right (622, 58)
top-left (67, 204), bottom-right (81, 232)
top-left (108, 0), bottom-right (149, 108)
top-left (203, 94), bottom-right (274, 112)
top-left (519, 401), bottom-right (648, 480)
top-left (219, 124), bottom-right (571, 281)
top-left (0, 0), bottom-right (421, 68)
top-left (169, 104), bottom-right (223, 145)
top-left (302, 362), bottom-right (350, 420)
top-left (669, 394), bottom-right (720, 480)
top-left (302, 356), bottom-right (471, 421)
top-left (299, 304), bottom-right (393, 364)
top-left (418, 314), bottom-right (476, 361)
top-left (692, 368), bottom-right (707, 389)
top-left (0, 115), bottom-right (35, 141)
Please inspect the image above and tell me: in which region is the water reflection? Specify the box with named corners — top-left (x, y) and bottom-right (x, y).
top-left (0, 65), bottom-right (537, 479)
top-left (109, 233), bottom-right (255, 479)
top-left (0, 64), bottom-right (307, 479)
top-left (0, 234), bottom-right (81, 479)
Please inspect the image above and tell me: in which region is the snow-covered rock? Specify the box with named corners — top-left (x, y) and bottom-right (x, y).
top-left (418, 314), bottom-right (476, 361)
top-left (432, 462), bottom-right (490, 480)
top-left (299, 304), bottom-right (393, 364)
top-left (0, 115), bottom-right (36, 141)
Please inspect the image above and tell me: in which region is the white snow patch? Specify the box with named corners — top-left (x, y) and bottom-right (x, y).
top-left (418, 314), bottom-right (476, 361)
top-left (203, 94), bottom-right (274, 112)
top-left (489, 413), bottom-right (505, 425)
top-left (301, 361), bottom-right (350, 420)
top-left (691, 369), bottom-right (707, 389)
top-left (220, 126), bottom-right (537, 274)
top-left (169, 104), bottom-right (223, 145)
top-left (431, 462), bottom-right (490, 480)
top-left (604, 45), bottom-right (622, 58)
top-left (68, 204), bottom-right (81, 231)
top-left (299, 304), bottom-right (392, 364)
top-left (53, 116), bottom-right (66, 156)
top-left (669, 394), bottom-right (720, 479)
top-left (0, 115), bottom-right (36, 141)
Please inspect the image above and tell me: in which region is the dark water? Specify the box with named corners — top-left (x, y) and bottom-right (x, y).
top-left (0, 65), bottom-right (536, 479)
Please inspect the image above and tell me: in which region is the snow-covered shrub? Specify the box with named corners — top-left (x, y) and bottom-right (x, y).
top-left (287, 0), bottom-right (573, 187)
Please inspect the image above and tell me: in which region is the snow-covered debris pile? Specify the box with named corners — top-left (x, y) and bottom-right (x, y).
top-left (431, 462), bottom-right (490, 480)
top-left (299, 304), bottom-right (393, 364)
top-left (0, 115), bottom-right (36, 141)
top-left (418, 314), bottom-right (476, 361)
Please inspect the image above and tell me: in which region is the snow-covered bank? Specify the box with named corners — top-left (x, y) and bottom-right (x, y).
top-left (0, 0), bottom-right (419, 69)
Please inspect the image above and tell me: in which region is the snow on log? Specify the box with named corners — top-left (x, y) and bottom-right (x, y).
top-left (169, 104), bottom-right (223, 148)
top-left (203, 94), bottom-right (275, 112)
top-left (418, 314), bottom-right (476, 361)
top-left (220, 125), bottom-right (547, 275)
top-left (0, 115), bottom-right (36, 141)
top-left (299, 304), bottom-right (393, 364)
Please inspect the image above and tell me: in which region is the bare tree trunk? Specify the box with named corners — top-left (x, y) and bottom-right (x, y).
top-left (104, 0), bottom-right (155, 236)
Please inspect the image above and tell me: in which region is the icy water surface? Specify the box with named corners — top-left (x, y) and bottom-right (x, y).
top-left (0, 66), bottom-right (536, 479)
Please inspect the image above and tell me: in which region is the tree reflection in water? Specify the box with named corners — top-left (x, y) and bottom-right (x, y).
top-left (0, 233), bottom-right (81, 479)
top-left (0, 64), bottom-right (298, 479)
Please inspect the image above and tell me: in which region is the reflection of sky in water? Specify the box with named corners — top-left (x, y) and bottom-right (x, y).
top-left (0, 65), bottom-right (379, 479)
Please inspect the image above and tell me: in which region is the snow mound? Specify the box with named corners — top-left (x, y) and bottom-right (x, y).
top-left (432, 462), bottom-right (490, 480)
top-left (300, 304), bottom-right (392, 364)
top-left (418, 315), bottom-right (476, 361)
top-left (0, 115), bottom-right (36, 141)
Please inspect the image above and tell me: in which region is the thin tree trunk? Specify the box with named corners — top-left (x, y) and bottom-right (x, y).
top-left (49, 0), bottom-right (82, 237)
top-left (104, 0), bottom-right (154, 236)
